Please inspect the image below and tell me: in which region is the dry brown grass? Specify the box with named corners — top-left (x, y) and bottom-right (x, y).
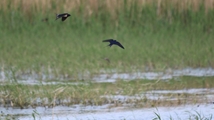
top-left (1, 0), bottom-right (214, 15)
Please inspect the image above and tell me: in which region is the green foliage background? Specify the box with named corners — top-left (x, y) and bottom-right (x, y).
top-left (0, 0), bottom-right (214, 78)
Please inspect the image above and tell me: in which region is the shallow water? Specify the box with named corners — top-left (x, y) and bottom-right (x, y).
top-left (1, 67), bottom-right (214, 84)
top-left (93, 67), bottom-right (214, 82)
top-left (3, 103), bottom-right (214, 120)
top-left (1, 68), bottom-right (214, 119)
top-left (18, 104), bottom-right (214, 120)
top-left (101, 88), bottom-right (214, 101)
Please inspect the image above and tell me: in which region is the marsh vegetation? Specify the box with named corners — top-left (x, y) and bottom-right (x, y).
top-left (0, 0), bottom-right (214, 119)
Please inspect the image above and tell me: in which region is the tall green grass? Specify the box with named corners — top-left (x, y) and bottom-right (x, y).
top-left (0, 0), bottom-right (214, 78)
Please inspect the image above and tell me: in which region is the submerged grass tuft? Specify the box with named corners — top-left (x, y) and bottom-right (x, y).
top-left (187, 111), bottom-right (213, 120)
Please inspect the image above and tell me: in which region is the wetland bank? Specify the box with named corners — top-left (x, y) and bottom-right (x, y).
top-left (0, 0), bottom-right (214, 119)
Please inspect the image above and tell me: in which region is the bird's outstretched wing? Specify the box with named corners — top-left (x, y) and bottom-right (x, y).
top-left (115, 41), bottom-right (125, 49)
top-left (62, 17), bottom-right (67, 21)
top-left (103, 39), bottom-right (113, 42)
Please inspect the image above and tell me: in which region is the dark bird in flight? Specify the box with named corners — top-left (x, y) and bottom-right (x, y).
top-left (56, 13), bottom-right (70, 21)
top-left (103, 39), bottom-right (125, 49)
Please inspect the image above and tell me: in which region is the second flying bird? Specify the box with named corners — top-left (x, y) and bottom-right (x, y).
top-left (56, 13), bottom-right (71, 21)
top-left (103, 39), bottom-right (125, 49)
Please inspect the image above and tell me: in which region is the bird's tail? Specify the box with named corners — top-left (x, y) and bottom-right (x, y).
top-left (55, 13), bottom-right (58, 20)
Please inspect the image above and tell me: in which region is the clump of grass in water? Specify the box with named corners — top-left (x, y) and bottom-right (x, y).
top-left (0, 111), bottom-right (16, 120)
top-left (153, 110), bottom-right (213, 120)
top-left (187, 111), bottom-right (213, 120)
top-left (32, 110), bottom-right (41, 120)
top-left (153, 108), bottom-right (162, 120)
top-left (0, 76), bottom-right (213, 109)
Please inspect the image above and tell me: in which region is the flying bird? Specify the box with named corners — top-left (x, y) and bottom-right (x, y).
top-left (102, 39), bottom-right (125, 49)
top-left (56, 13), bottom-right (71, 21)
